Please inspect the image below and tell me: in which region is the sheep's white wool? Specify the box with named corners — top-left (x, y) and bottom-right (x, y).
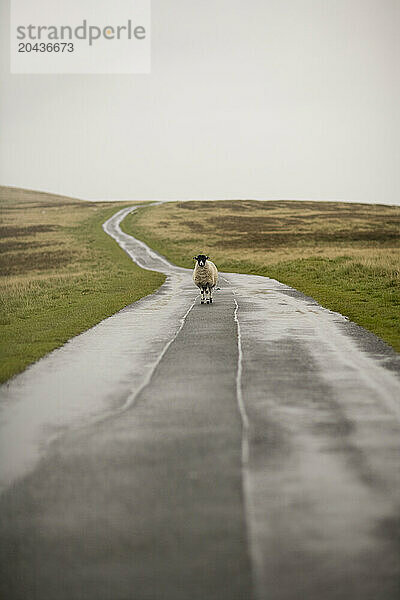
top-left (193, 260), bottom-right (218, 290)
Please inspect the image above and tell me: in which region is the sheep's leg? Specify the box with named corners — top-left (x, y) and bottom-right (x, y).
top-left (200, 288), bottom-right (205, 304)
top-left (209, 286), bottom-right (213, 303)
top-left (206, 286), bottom-right (210, 304)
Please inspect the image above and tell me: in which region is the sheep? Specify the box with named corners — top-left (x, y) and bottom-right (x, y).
top-left (192, 254), bottom-right (218, 304)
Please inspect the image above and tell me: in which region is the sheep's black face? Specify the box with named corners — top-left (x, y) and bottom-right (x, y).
top-left (193, 254), bottom-right (209, 267)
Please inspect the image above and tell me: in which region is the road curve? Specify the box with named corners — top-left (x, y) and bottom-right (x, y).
top-left (1, 206), bottom-right (399, 600)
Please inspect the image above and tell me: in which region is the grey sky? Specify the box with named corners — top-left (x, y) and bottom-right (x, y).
top-left (1, 0), bottom-right (399, 203)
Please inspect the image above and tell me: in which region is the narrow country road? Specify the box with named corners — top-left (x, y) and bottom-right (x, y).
top-left (1, 206), bottom-right (399, 600)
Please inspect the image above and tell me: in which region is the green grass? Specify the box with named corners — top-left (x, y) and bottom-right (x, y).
top-left (121, 200), bottom-right (400, 351)
top-left (0, 188), bottom-right (165, 383)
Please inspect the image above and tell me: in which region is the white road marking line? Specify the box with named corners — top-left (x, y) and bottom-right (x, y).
top-left (233, 295), bottom-right (259, 599)
top-left (233, 297), bottom-right (250, 464)
top-left (119, 296), bottom-right (198, 412)
top-left (102, 205), bottom-right (199, 413)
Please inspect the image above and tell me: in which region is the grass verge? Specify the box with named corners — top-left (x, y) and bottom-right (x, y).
top-left (121, 200), bottom-right (400, 351)
top-left (0, 187), bottom-right (165, 383)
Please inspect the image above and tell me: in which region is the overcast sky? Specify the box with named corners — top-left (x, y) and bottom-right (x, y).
top-left (0, 0), bottom-right (399, 204)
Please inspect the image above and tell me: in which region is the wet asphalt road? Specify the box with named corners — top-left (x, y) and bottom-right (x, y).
top-left (0, 206), bottom-right (399, 599)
